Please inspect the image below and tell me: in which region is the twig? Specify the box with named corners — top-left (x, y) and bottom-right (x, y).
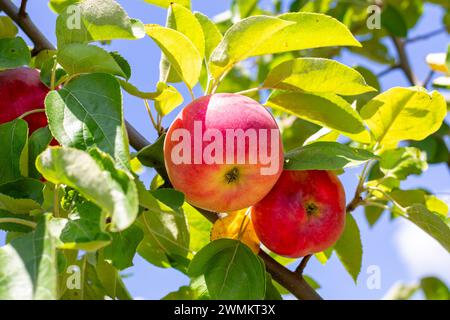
top-left (422, 70), bottom-right (435, 88)
top-left (0, 0), bottom-right (55, 55)
top-left (405, 28), bottom-right (446, 44)
top-left (0, 217), bottom-right (37, 229)
top-left (18, 0), bottom-right (28, 17)
top-left (391, 36), bottom-right (418, 86)
top-left (295, 254), bottom-right (312, 276)
top-left (377, 65), bottom-right (399, 78)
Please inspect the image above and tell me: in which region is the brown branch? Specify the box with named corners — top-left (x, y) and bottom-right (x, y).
top-left (295, 254), bottom-right (312, 276)
top-left (18, 0), bottom-right (28, 17)
top-left (422, 70), bottom-right (435, 89)
top-left (391, 36), bottom-right (418, 86)
top-left (0, 0), bottom-right (55, 55)
top-left (377, 64), bottom-right (400, 78)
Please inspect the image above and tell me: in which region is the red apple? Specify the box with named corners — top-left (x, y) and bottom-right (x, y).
top-left (0, 67), bottom-right (50, 134)
top-left (251, 170), bottom-right (346, 258)
top-left (164, 93), bottom-right (284, 212)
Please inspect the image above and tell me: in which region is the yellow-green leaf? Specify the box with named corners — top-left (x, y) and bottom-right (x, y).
top-left (145, 25), bottom-right (202, 89)
top-left (264, 58), bottom-right (376, 96)
top-left (143, 0), bottom-right (190, 9)
top-left (266, 91), bottom-right (371, 143)
top-left (360, 87), bottom-right (447, 149)
top-left (194, 12), bottom-right (223, 60)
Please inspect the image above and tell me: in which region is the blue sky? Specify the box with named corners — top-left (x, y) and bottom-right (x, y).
top-left (1, 0), bottom-right (449, 299)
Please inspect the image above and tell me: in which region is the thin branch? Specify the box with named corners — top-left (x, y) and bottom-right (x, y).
top-left (295, 254), bottom-right (312, 276)
top-left (377, 64), bottom-right (399, 78)
top-left (391, 36), bottom-right (418, 86)
top-left (18, 0), bottom-right (28, 17)
top-left (422, 70), bottom-right (435, 88)
top-left (0, 218), bottom-right (37, 229)
top-left (405, 28), bottom-right (446, 44)
top-left (0, 0), bottom-right (55, 55)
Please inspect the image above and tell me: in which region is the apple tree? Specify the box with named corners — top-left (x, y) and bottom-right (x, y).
top-left (0, 0), bottom-right (449, 300)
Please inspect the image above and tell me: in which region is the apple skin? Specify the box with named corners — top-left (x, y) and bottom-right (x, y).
top-left (164, 93), bottom-right (284, 212)
top-left (0, 67), bottom-right (50, 134)
top-left (251, 170), bottom-right (346, 258)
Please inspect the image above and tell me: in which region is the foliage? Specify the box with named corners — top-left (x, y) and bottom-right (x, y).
top-left (0, 0), bottom-right (449, 300)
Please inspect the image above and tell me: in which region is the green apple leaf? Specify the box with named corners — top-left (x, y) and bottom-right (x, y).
top-left (334, 213), bottom-right (362, 283)
top-left (383, 282), bottom-right (420, 300)
top-left (209, 16), bottom-right (293, 80)
top-left (0, 215), bottom-right (57, 300)
top-left (143, 0), bottom-right (190, 9)
top-left (56, 0), bottom-right (145, 47)
top-left (95, 258), bottom-right (133, 300)
top-left (365, 203), bottom-right (386, 227)
top-left (0, 178), bottom-right (44, 214)
top-left (264, 273), bottom-right (283, 300)
top-left (145, 24), bottom-right (202, 89)
top-left (183, 203), bottom-right (212, 254)
top-left (285, 141), bottom-right (376, 170)
top-left (137, 184), bottom-right (190, 269)
top-left (379, 147), bottom-right (428, 180)
top-left (57, 43), bottom-right (127, 78)
top-left (188, 239), bottom-right (266, 300)
top-left (266, 91), bottom-right (371, 143)
top-left (36, 147), bottom-right (139, 232)
top-left (28, 127), bottom-right (53, 180)
top-left (420, 277), bottom-right (450, 300)
top-left (0, 37), bottom-right (31, 69)
top-left (0, 119), bottom-right (28, 184)
top-left (264, 58), bottom-right (376, 96)
top-left (49, 201), bottom-right (111, 251)
top-left (194, 12), bottom-right (223, 60)
top-left (360, 87), bottom-right (447, 149)
top-left (48, 0), bottom-right (80, 13)
top-left (45, 73), bottom-right (131, 170)
top-left (153, 82), bottom-right (184, 117)
top-left (404, 204), bottom-right (450, 253)
top-left (0, 16), bottom-right (18, 39)
top-left (103, 223), bottom-right (144, 270)
top-left (381, 4), bottom-right (408, 37)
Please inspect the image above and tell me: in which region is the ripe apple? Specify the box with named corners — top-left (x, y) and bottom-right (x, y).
top-left (0, 67), bottom-right (50, 134)
top-left (164, 93), bottom-right (284, 212)
top-left (251, 170), bottom-right (346, 258)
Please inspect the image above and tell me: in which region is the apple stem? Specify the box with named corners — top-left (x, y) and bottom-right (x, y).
top-left (18, 108), bottom-right (46, 120)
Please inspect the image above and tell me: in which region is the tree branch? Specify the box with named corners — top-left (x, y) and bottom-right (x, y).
top-left (295, 254), bottom-right (312, 276)
top-left (391, 36), bottom-right (418, 86)
top-left (405, 28), bottom-right (446, 44)
top-left (18, 0), bottom-right (28, 17)
top-left (0, 0), bottom-right (55, 55)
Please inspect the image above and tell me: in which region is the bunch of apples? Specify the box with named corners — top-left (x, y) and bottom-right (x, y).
top-left (0, 67), bottom-right (346, 258)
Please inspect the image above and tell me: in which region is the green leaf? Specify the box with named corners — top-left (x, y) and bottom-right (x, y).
top-left (266, 91), bottom-right (371, 143)
top-left (56, 0), bottom-right (145, 47)
top-left (264, 58), bottom-right (376, 96)
top-left (365, 203), bottom-right (386, 227)
top-left (57, 43), bottom-right (127, 78)
top-left (0, 37), bottom-right (31, 69)
top-left (183, 203), bottom-right (212, 254)
top-left (420, 277), bottom-right (450, 300)
top-left (379, 147), bottom-right (428, 180)
top-left (285, 141), bottom-right (376, 170)
top-left (145, 25), bottom-right (202, 89)
top-left (404, 204), bottom-right (450, 253)
top-left (383, 282), bottom-right (419, 300)
top-left (188, 239), bottom-right (266, 300)
top-left (36, 147), bottom-right (139, 231)
top-left (381, 4), bottom-right (408, 37)
top-left (136, 134), bottom-right (169, 182)
top-left (264, 273), bottom-right (282, 300)
top-left (194, 12), bottom-right (223, 60)
top-left (45, 73), bottom-right (131, 169)
top-left (0, 210), bottom-right (34, 233)
top-left (28, 127), bottom-right (53, 180)
top-left (0, 119), bottom-right (28, 184)
top-left (0, 178), bottom-right (44, 214)
top-left (143, 0), bottom-right (190, 9)
top-left (360, 87), bottom-right (447, 149)
top-left (96, 257), bottom-right (133, 300)
top-left (209, 16), bottom-right (293, 80)
top-left (109, 51), bottom-right (131, 80)
top-left (0, 216), bottom-right (57, 300)
top-left (0, 16), bottom-right (18, 39)
top-left (49, 201), bottom-right (111, 251)
top-left (104, 224), bottom-right (144, 270)
top-left (334, 213), bottom-right (362, 283)
top-left (137, 184), bottom-right (190, 269)
top-left (250, 12), bottom-right (360, 56)
top-left (48, 0), bottom-right (80, 13)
